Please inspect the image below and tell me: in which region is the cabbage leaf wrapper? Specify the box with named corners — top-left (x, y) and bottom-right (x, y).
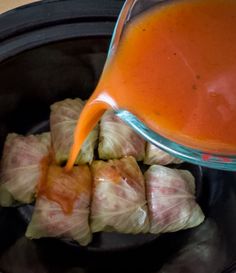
top-left (26, 165), bottom-right (92, 246)
top-left (91, 156), bottom-right (149, 234)
top-left (98, 110), bottom-right (146, 161)
top-left (145, 165), bottom-right (205, 234)
top-left (144, 143), bottom-right (183, 165)
top-left (50, 98), bottom-right (98, 165)
top-left (0, 133), bottom-right (51, 206)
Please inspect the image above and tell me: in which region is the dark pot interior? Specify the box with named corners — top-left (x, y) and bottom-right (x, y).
top-left (0, 1), bottom-right (236, 273)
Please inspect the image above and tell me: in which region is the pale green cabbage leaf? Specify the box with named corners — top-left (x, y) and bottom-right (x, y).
top-left (50, 98), bottom-right (98, 165)
top-left (0, 133), bottom-right (51, 206)
top-left (144, 143), bottom-right (183, 165)
top-left (98, 110), bottom-right (146, 161)
top-left (145, 165), bottom-right (205, 234)
top-left (26, 165), bottom-right (92, 246)
top-left (91, 156), bottom-right (149, 234)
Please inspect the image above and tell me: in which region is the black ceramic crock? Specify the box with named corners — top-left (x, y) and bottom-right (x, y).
top-left (0, 1), bottom-right (235, 273)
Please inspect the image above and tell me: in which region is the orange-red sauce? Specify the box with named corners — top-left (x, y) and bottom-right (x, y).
top-left (66, 0), bottom-right (236, 171)
top-left (38, 165), bottom-right (91, 214)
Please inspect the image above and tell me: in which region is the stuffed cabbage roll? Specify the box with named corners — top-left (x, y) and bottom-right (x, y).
top-left (26, 165), bottom-right (92, 246)
top-left (50, 98), bottom-right (98, 165)
top-left (91, 156), bottom-right (149, 234)
top-left (145, 165), bottom-right (204, 234)
top-left (98, 110), bottom-right (146, 161)
top-left (144, 143), bottom-right (183, 165)
top-left (0, 133), bottom-right (51, 206)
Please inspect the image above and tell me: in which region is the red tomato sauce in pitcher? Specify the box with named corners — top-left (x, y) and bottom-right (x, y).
top-left (66, 0), bottom-right (236, 171)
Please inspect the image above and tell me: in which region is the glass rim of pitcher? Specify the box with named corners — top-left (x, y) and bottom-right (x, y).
top-left (116, 110), bottom-right (236, 171)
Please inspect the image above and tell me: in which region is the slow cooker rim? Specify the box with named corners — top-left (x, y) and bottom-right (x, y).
top-left (0, 0), bottom-right (123, 42)
top-left (0, 21), bottom-right (115, 62)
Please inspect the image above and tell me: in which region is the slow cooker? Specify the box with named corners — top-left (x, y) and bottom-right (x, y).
top-left (0, 1), bottom-right (235, 272)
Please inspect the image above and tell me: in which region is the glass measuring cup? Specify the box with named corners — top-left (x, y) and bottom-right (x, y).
top-left (106, 0), bottom-right (236, 171)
